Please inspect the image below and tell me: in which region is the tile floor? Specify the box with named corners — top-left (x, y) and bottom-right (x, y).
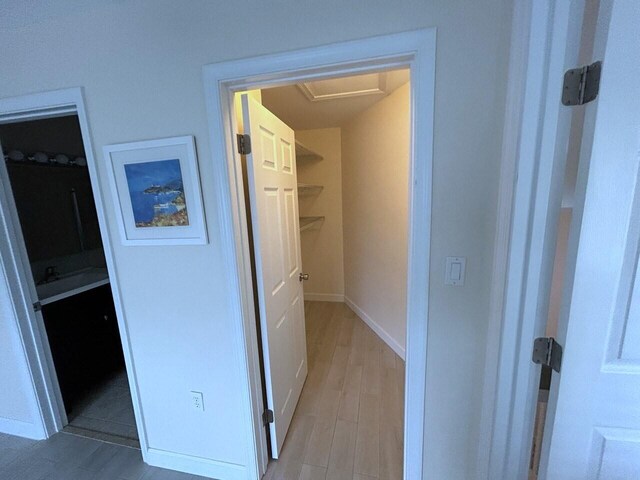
top-left (67, 369), bottom-right (139, 442)
top-left (0, 431), bottom-right (207, 480)
top-left (0, 301), bottom-right (404, 480)
top-left (263, 301), bottom-right (405, 480)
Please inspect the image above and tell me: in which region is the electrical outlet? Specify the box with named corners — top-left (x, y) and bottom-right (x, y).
top-left (191, 391), bottom-right (204, 412)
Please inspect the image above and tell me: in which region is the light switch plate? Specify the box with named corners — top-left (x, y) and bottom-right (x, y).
top-left (445, 257), bottom-right (466, 286)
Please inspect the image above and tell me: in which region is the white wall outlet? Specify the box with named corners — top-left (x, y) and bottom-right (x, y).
top-left (445, 256), bottom-right (466, 286)
top-left (191, 391), bottom-right (204, 412)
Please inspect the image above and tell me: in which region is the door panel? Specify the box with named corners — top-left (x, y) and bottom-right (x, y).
top-left (543, 1), bottom-right (640, 478)
top-left (284, 189), bottom-right (298, 276)
top-left (241, 94), bottom-right (307, 458)
top-left (609, 254), bottom-right (640, 364)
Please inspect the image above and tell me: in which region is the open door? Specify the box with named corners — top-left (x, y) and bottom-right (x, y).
top-left (241, 94), bottom-right (308, 458)
top-left (541, 1), bottom-right (640, 478)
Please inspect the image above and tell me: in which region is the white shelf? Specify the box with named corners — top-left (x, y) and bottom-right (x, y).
top-left (299, 216), bottom-right (325, 232)
top-left (298, 183), bottom-right (324, 196)
top-left (295, 140), bottom-right (323, 160)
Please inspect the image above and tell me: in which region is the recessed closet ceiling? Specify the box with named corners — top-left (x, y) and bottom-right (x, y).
top-left (261, 68), bottom-right (409, 130)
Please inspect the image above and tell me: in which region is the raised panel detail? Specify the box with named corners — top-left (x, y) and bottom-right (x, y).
top-left (590, 428), bottom-right (640, 479)
top-left (260, 126), bottom-right (277, 171)
top-left (620, 254), bottom-right (640, 361)
top-left (292, 295), bottom-right (305, 380)
top-left (263, 188), bottom-right (285, 296)
top-left (281, 138), bottom-right (293, 174)
top-left (270, 309), bottom-right (291, 416)
top-left (284, 189), bottom-right (298, 277)
top-left (606, 216), bottom-right (640, 369)
top-left (280, 388), bottom-right (293, 416)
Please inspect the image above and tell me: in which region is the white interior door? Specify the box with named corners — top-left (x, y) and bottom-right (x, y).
top-left (541, 2), bottom-right (640, 478)
top-left (241, 94), bottom-right (308, 458)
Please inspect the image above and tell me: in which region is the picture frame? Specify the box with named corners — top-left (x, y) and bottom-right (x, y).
top-left (104, 136), bottom-right (207, 245)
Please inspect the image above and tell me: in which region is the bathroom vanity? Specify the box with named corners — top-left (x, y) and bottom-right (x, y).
top-left (39, 269), bottom-right (124, 414)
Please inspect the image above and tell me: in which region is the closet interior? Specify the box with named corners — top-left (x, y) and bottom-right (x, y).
top-left (239, 67), bottom-right (411, 478)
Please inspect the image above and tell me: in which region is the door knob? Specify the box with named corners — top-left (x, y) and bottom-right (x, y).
top-left (299, 273), bottom-right (309, 282)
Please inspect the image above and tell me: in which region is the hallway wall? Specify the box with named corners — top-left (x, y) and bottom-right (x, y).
top-left (341, 83), bottom-right (410, 356)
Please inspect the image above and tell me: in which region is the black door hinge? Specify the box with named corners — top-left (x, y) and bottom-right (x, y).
top-left (262, 408), bottom-right (274, 426)
top-left (562, 61), bottom-right (602, 106)
top-left (532, 337), bottom-right (563, 373)
top-left (237, 134), bottom-right (251, 155)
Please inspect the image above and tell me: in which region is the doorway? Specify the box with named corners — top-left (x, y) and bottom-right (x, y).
top-left (202, 29), bottom-right (435, 478)
top-left (0, 115), bottom-right (138, 446)
top-left (0, 90), bottom-right (146, 455)
top-left (239, 68), bottom-right (410, 478)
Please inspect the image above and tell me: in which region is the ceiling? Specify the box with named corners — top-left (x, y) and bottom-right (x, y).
top-left (261, 69), bottom-right (410, 130)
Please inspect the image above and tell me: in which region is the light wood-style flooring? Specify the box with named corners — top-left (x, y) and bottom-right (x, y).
top-left (263, 301), bottom-right (405, 480)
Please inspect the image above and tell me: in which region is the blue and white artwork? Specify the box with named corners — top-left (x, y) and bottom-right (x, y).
top-left (123, 159), bottom-right (189, 228)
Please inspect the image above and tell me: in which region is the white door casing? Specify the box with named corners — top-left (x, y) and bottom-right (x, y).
top-left (0, 137), bottom-right (69, 435)
top-left (484, 2), bottom-right (588, 477)
top-left (203, 30), bottom-right (435, 477)
top-left (541, 1), bottom-right (640, 478)
top-left (241, 94), bottom-right (308, 458)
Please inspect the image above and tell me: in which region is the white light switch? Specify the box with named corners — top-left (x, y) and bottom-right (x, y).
top-left (445, 257), bottom-right (466, 286)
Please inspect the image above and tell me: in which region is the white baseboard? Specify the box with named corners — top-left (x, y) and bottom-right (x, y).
top-left (146, 447), bottom-right (247, 480)
top-left (304, 292), bottom-right (344, 302)
top-left (344, 296), bottom-right (405, 360)
top-left (0, 417), bottom-right (46, 440)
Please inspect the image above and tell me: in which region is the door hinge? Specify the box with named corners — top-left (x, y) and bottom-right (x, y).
top-left (262, 409), bottom-right (274, 426)
top-left (33, 301), bottom-right (42, 312)
top-left (532, 337), bottom-right (563, 373)
top-left (562, 61), bottom-right (602, 106)
top-left (237, 134), bottom-right (251, 155)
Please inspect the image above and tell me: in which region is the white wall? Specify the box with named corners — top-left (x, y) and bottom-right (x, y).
top-left (296, 128), bottom-right (344, 302)
top-left (0, 1), bottom-right (511, 478)
top-left (341, 83), bottom-right (410, 356)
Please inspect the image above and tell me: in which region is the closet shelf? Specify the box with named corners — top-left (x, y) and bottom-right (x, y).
top-left (298, 183), bottom-right (324, 196)
top-left (295, 140), bottom-right (323, 161)
top-left (299, 216), bottom-right (325, 232)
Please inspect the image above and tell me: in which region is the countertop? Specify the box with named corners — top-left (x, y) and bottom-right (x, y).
top-left (37, 267), bottom-right (110, 306)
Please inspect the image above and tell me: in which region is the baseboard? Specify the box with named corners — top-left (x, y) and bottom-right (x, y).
top-left (0, 416), bottom-right (46, 440)
top-left (146, 447), bottom-right (247, 480)
top-left (304, 292), bottom-right (344, 302)
top-left (344, 296), bottom-right (406, 360)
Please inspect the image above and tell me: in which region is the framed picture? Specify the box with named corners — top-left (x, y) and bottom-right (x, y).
top-left (104, 136), bottom-right (207, 245)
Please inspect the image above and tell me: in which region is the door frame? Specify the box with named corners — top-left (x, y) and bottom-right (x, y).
top-left (202, 29), bottom-right (436, 478)
top-left (0, 88), bottom-right (150, 456)
top-left (476, 1), bottom-right (590, 478)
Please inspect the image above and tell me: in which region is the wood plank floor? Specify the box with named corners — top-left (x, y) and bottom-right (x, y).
top-left (263, 301), bottom-right (404, 480)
